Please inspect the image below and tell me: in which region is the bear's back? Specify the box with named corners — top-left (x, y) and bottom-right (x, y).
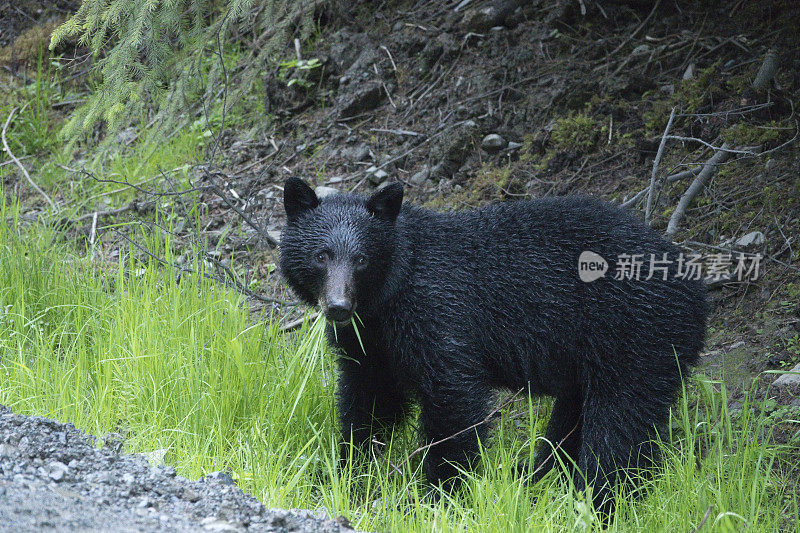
top-left (390, 196), bottom-right (706, 391)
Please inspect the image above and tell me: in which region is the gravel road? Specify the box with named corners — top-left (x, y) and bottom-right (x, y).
top-left (0, 405), bottom-right (354, 532)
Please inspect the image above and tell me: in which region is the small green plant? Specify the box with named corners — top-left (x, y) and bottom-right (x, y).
top-left (787, 334), bottom-right (800, 357)
top-left (278, 58), bottom-right (322, 89)
top-left (550, 113), bottom-right (599, 153)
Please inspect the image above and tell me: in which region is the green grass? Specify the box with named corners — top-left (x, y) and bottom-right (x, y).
top-left (0, 197), bottom-right (796, 531)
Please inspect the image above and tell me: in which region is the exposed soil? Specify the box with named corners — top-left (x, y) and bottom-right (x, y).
top-left (0, 405), bottom-right (354, 532)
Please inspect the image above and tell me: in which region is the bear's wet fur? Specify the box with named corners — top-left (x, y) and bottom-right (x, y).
top-left (279, 178), bottom-right (707, 514)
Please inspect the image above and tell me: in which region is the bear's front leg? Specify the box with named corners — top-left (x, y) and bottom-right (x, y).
top-left (337, 354), bottom-right (410, 462)
top-left (418, 379), bottom-right (493, 488)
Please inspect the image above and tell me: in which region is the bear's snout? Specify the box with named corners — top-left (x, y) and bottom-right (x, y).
top-left (323, 263), bottom-right (355, 324)
top-left (325, 299), bottom-right (353, 323)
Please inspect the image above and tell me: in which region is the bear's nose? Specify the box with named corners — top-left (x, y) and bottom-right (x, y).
top-left (326, 299), bottom-right (353, 323)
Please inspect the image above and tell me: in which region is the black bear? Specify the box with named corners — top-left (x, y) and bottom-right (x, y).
top-left (279, 178), bottom-right (707, 514)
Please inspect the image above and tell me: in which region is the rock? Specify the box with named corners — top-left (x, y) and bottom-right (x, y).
top-left (481, 133), bottom-right (506, 153)
top-left (369, 169), bottom-right (390, 185)
top-left (507, 141), bottom-right (523, 151)
top-left (772, 363), bottom-right (800, 392)
top-left (660, 84), bottom-right (675, 95)
top-left (314, 186), bottom-right (339, 199)
top-left (767, 351), bottom-right (792, 367)
top-left (101, 432), bottom-right (125, 454)
top-left (182, 487), bottom-right (201, 502)
top-left (682, 63), bottom-right (696, 80)
top-left (410, 167), bottom-right (430, 186)
top-left (0, 444), bottom-right (17, 458)
top-left (765, 158), bottom-right (777, 173)
top-left (47, 461), bottom-right (69, 482)
top-left (200, 517), bottom-right (242, 532)
top-left (461, 1), bottom-right (521, 32)
top-left (733, 231), bottom-right (765, 252)
top-left (204, 471), bottom-right (235, 486)
top-left (339, 82), bottom-right (384, 118)
top-left (341, 144), bottom-right (370, 161)
top-left (144, 448), bottom-right (167, 467)
top-left (267, 229), bottom-right (281, 244)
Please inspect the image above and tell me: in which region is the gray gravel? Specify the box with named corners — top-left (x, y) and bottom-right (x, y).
top-left (0, 405), bottom-right (354, 532)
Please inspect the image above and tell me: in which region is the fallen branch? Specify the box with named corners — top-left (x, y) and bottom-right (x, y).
top-left (2, 108), bottom-right (56, 211)
top-left (73, 201), bottom-right (152, 222)
top-left (665, 143), bottom-right (732, 239)
top-left (623, 125), bottom-right (794, 210)
top-left (646, 107), bottom-right (676, 224)
top-left (369, 128), bottom-right (422, 137)
top-left (620, 187), bottom-right (650, 209)
top-left (752, 49), bottom-right (778, 90)
top-left (280, 312), bottom-right (320, 332)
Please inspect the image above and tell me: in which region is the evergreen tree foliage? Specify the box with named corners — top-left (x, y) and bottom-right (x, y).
top-left (50, 0), bottom-right (325, 145)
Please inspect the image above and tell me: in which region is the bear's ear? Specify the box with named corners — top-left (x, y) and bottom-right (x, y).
top-left (284, 177), bottom-right (319, 221)
top-left (366, 182), bottom-right (404, 221)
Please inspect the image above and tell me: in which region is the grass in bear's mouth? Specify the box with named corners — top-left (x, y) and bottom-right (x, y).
top-left (0, 200), bottom-right (795, 532)
top-left (329, 313), bottom-right (367, 356)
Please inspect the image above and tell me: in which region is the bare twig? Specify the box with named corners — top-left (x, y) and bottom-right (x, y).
top-left (82, 169), bottom-right (208, 197)
top-left (294, 38), bottom-right (303, 62)
top-left (403, 389), bottom-right (525, 465)
top-left (690, 504), bottom-right (714, 533)
top-left (380, 45), bottom-right (397, 72)
top-left (0, 154), bottom-right (30, 168)
top-left (646, 107), bottom-right (676, 224)
top-left (89, 212), bottom-right (98, 245)
top-left (602, 0), bottom-right (661, 60)
top-left (280, 312), bottom-right (320, 332)
top-left (2, 108), bottom-right (56, 211)
top-left (665, 143), bottom-right (733, 239)
top-left (206, 178), bottom-right (279, 248)
top-left (369, 128), bottom-right (422, 137)
top-left (664, 136), bottom-right (757, 155)
top-left (622, 166), bottom-right (701, 209)
top-left (108, 227), bottom-right (294, 306)
top-left (664, 167), bottom-right (700, 184)
top-left (528, 420), bottom-right (580, 479)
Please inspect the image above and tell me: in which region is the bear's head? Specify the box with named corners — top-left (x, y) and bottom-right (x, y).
top-left (279, 177), bottom-right (403, 325)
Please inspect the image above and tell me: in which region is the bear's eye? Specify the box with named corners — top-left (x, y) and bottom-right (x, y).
top-left (354, 254), bottom-right (367, 267)
top-left (315, 251), bottom-right (329, 264)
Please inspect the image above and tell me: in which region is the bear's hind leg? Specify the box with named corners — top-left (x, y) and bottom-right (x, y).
top-left (531, 393), bottom-right (583, 481)
top-left (577, 378), bottom-right (667, 517)
top-left (419, 380), bottom-right (494, 489)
